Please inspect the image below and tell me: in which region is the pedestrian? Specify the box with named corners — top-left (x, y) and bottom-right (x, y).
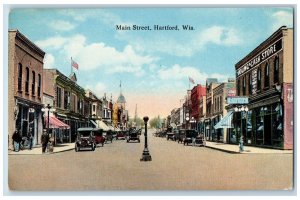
top-left (28, 131), bottom-right (33, 150)
top-left (12, 130), bottom-right (21, 152)
top-left (41, 129), bottom-right (49, 153)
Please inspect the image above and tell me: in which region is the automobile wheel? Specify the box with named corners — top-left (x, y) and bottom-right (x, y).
top-left (102, 143), bottom-right (104, 147)
top-left (75, 145), bottom-right (78, 152)
top-left (138, 139), bottom-right (140, 143)
top-left (127, 140), bottom-right (129, 143)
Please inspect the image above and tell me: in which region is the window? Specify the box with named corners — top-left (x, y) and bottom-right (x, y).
top-left (237, 79), bottom-right (240, 96)
top-left (264, 63), bottom-right (269, 88)
top-left (274, 56), bottom-right (279, 83)
top-left (18, 63), bottom-right (22, 91)
top-left (77, 100), bottom-right (81, 114)
top-left (38, 74), bottom-right (41, 97)
top-left (32, 71), bottom-right (35, 96)
top-left (257, 67), bottom-right (261, 91)
top-left (243, 76), bottom-right (246, 95)
top-left (64, 90), bottom-right (70, 109)
top-left (56, 87), bottom-right (62, 108)
top-left (248, 73), bottom-right (252, 95)
top-left (93, 105), bottom-right (96, 112)
top-left (25, 67), bottom-right (29, 93)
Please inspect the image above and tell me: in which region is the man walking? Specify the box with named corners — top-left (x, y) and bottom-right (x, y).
top-left (41, 129), bottom-right (49, 153)
top-left (12, 130), bottom-right (21, 152)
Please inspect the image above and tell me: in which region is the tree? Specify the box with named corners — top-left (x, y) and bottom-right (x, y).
top-left (149, 116), bottom-right (164, 129)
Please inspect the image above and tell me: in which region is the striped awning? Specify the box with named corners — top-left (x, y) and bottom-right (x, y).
top-left (214, 111), bottom-right (234, 129)
top-left (45, 115), bottom-right (70, 129)
top-left (95, 120), bottom-right (110, 131)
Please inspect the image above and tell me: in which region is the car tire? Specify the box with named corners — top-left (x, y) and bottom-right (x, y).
top-left (138, 139), bottom-right (140, 143)
top-left (75, 145), bottom-right (78, 152)
top-left (102, 143), bottom-right (104, 147)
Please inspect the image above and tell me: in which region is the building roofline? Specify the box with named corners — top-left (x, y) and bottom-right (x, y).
top-left (9, 29), bottom-right (46, 57)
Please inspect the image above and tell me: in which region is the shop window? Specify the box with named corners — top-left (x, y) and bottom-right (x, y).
top-left (243, 76), bottom-right (246, 95)
top-left (274, 56), bottom-right (279, 83)
top-left (32, 71), bottom-right (35, 96)
top-left (257, 67), bottom-right (261, 91)
top-left (18, 63), bottom-right (22, 91)
top-left (272, 103), bottom-right (283, 147)
top-left (25, 67), bottom-right (29, 93)
top-left (255, 108), bottom-right (264, 145)
top-left (248, 73), bottom-right (252, 95)
top-left (38, 74), bottom-right (41, 97)
top-left (264, 63), bottom-right (270, 88)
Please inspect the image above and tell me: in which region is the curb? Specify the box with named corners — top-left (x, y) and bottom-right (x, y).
top-left (8, 147), bottom-right (75, 155)
top-left (204, 145), bottom-right (240, 154)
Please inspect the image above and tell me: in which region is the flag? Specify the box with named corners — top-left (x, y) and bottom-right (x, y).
top-left (71, 58), bottom-right (79, 70)
top-left (189, 76), bottom-right (195, 84)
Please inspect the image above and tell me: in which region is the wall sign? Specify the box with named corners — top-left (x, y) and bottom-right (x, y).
top-left (227, 96), bottom-right (249, 104)
top-left (236, 38), bottom-right (282, 77)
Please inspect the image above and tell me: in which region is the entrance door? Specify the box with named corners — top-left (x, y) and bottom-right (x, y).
top-left (264, 115), bottom-right (272, 145)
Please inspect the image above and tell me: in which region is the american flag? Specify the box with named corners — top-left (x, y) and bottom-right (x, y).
top-left (188, 76), bottom-right (195, 84)
top-left (71, 58), bottom-right (79, 70)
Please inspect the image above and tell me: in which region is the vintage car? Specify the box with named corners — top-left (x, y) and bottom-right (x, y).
top-left (183, 129), bottom-right (198, 146)
top-left (75, 127), bottom-right (96, 151)
top-left (172, 129), bottom-right (179, 141)
top-left (104, 130), bottom-right (113, 143)
top-left (194, 134), bottom-right (205, 146)
top-left (127, 129), bottom-right (140, 143)
top-left (177, 129), bottom-right (186, 143)
top-left (116, 130), bottom-right (126, 140)
top-left (93, 128), bottom-right (105, 147)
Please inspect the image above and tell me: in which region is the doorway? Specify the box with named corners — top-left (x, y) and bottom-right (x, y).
top-left (264, 115), bottom-right (272, 145)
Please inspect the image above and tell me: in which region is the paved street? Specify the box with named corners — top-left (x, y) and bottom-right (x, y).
top-left (8, 129), bottom-right (293, 191)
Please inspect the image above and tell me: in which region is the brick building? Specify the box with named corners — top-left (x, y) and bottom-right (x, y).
top-left (190, 84), bottom-right (206, 130)
top-left (8, 30), bottom-right (45, 150)
top-left (234, 26), bottom-right (293, 149)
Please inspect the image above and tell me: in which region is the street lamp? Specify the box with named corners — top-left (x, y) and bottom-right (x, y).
top-left (140, 116), bottom-right (152, 161)
top-left (233, 105), bottom-right (248, 153)
top-left (41, 104), bottom-right (56, 135)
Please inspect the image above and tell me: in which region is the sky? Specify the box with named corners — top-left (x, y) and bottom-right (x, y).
top-left (8, 7), bottom-right (293, 119)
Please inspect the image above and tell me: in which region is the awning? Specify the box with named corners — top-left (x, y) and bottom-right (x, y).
top-left (90, 120), bottom-right (97, 127)
top-left (95, 120), bottom-right (110, 131)
top-left (214, 111), bottom-right (234, 129)
top-left (45, 115), bottom-right (70, 129)
top-left (107, 125), bottom-right (114, 131)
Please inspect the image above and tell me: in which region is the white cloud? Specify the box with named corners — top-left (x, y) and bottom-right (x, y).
top-left (86, 82), bottom-right (106, 98)
top-left (36, 34), bottom-right (157, 76)
top-left (43, 54), bottom-right (55, 69)
top-left (158, 64), bottom-right (231, 84)
top-left (128, 25), bottom-right (242, 57)
top-left (272, 11), bottom-right (293, 31)
top-left (49, 20), bottom-right (76, 31)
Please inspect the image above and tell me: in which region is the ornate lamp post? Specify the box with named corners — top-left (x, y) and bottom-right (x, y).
top-left (140, 116), bottom-right (152, 161)
top-left (234, 105), bottom-right (248, 153)
top-left (41, 104), bottom-right (56, 135)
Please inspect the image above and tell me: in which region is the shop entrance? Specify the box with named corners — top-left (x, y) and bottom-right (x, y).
top-left (264, 115), bottom-right (272, 145)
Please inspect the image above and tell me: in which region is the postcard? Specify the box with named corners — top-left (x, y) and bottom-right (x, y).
top-left (5, 6), bottom-right (294, 193)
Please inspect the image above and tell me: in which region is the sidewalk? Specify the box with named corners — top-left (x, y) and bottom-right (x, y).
top-left (8, 143), bottom-right (75, 155)
top-left (205, 141), bottom-right (293, 154)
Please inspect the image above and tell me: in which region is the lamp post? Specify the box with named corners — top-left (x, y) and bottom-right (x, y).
top-left (234, 105), bottom-right (248, 153)
top-left (140, 116), bottom-right (152, 161)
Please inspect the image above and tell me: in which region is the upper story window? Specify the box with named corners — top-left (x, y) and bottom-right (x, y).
top-left (274, 56), bottom-right (279, 84)
top-left (18, 63), bottom-right (22, 91)
top-left (93, 105), bottom-right (96, 112)
top-left (264, 62), bottom-right (270, 88)
top-left (38, 74), bottom-right (41, 97)
top-left (248, 73), bottom-right (252, 95)
top-left (32, 71), bottom-right (35, 96)
top-left (257, 67), bottom-right (261, 91)
top-left (243, 76), bottom-right (246, 95)
top-left (25, 67), bottom-right (29, 93)
top-left (237, 79), bottom-right (241, 96)
top-left (64, 90), bottom-right (70, 109)
top-left (56, 87), bottom-right (62, 108)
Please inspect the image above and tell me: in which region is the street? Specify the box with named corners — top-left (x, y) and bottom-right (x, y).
top-left (8, 129), bottom-right (293, 191)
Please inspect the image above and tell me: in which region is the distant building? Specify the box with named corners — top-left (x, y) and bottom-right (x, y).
top-left (190, 84), bottom-right (206, 130)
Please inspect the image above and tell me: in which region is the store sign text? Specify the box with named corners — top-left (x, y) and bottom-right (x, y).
top-left (237, 38), bottom-right (282, 76)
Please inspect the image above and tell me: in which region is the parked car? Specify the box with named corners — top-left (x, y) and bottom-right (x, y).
top-left (183, 129), bottom-right (198, 146)
top-left (75, 127), bottom-right (96, 151)
top-left (172, 129), bottom-right (179, 141)
top-left (127, 129), bottom-right (140, 143)
top-left (194, 133), bottom-right (205, 147)
top-left (116, 130), bottom-right (126, 140)
top-left (104, 130), bottom-right (113, 143)
top-left (93, 128), bottom-right (105, 147)
top-left (177, 129), bottom-right (186, 143)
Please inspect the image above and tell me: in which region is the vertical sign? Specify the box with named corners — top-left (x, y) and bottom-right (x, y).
top-left (252, 70), bottom-right (257, 95)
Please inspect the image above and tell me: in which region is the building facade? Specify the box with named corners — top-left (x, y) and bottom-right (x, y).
top-left (234, 26), bottom-right (293, 149)
top-left (43, 69), bottom-right (87, 142)
top-left (204, 78), bottom-right (220, 141)
top-left (212, 80), bottom-right (236, 143)
top-left (190, 84), bottom-right (206, 131)
top-left (8, 30), bottom-right (45, 150)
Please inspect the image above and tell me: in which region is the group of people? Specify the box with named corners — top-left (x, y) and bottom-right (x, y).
top-left (12, 130), bottom-right (33, 152)
top-left (12, 129), bottom-right (50, 153)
